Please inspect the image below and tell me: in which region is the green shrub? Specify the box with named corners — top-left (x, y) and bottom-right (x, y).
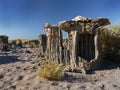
top-left (100, 24), bottom-right (120, 62)
top-left (37, 60), bottom-right (65, 80)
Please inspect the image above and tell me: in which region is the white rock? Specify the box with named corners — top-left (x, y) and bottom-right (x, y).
top-left (72, 16), bottom-right (87, 21)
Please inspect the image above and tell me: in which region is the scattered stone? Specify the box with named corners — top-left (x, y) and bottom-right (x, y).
top-left (113, 84), bottom-right (118, 87)
top-left (33, 66), bottom-right (37, 70)
top-left (25, 50), bottom-right (32, 53)
top-left (80, 86), bottom-right (86, 89)
top-left (117, 67), bottom-right (119, 70)
top-left (100, 84), bottom-right (105, 90)
top-left (50, 81), bottom-right (58, 86)
top-left (10, 85), bottom-right (16, 90)
top-left (0, 74), bottom-right (4, 79)
top-left (17, 75), bottom-right (23, 80)
top-left (62, 83), bottom-right (70, 89)
top-left (16, 66), bottom-right (21, 69)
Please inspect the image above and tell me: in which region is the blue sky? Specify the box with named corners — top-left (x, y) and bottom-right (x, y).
top-left (0, 0), bottom-right (120, 39)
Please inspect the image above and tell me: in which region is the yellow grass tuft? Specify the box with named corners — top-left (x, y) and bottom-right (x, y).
top-left (37, 60), bottom-right (65, 81)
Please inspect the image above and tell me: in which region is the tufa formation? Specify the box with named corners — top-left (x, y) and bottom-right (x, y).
top-left (0, 35), bottom-right (9, 51)
top-left (39, 16), bottom-right (110, 73)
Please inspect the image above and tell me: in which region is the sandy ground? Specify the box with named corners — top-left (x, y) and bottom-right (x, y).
top-left (0, 48), bottom-right (120, 90)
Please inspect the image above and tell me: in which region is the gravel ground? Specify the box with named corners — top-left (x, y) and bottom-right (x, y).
top-left (0, 48), bottom-right (120, 90)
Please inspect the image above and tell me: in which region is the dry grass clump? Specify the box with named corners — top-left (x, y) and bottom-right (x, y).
top-left (37, 60), bottom-right (65, 81)
top-left (29, 39), bottom-right (39, 48)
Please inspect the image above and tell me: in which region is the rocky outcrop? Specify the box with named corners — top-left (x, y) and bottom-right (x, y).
top-left (38, 34), bottom-right (47, 57)
top-left (44, 23), bottom-right (63, 63)
top-left (0, 35), bottom-right (9, 51)
top-left (40, 16), bottom-right (110, 73)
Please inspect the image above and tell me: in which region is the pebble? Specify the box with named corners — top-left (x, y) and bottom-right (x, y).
top-left (17, 75), bottom-right (23, 80)
top-left (0, 74), bottom-right (4, 79)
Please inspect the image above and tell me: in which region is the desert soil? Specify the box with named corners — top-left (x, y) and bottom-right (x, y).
top-left (0, 48), bottom-right (120, 90)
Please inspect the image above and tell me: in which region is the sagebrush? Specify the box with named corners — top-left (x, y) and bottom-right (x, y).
top-left (101, 24), bottom-right (120, 61)
top-left (38, 60), bottom-right (65, 80)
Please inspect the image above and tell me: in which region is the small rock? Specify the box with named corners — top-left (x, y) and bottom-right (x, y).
top-left (16, 66), bottom-right (21, 69)
top-left (61, 83), bottom-right (70, 89)
top-left (7, 69), bottom-right (12, 72)
top-left (0, 74), bottom-right (4, 79)
top-left (25, 50), bottom-right (32, 53)
top-left (18, 75), bottom-right (23, 80)
top-left (10, 85), bottom-right (16, 90)
top-left (23, 68), bottom-right (28, 71)
top-left (117, 67), bottom-right (119, 70)
top-left (99, 84), bottom-right (105, 89)
top-left (80, 86), bottom-right (86, 89)
top-left (33, 66), bottom-right (37, 70)
top-left (30, 61), bottom-right (35, 64)
top-left (113, 84), bottom-right (118, 87)
top-left (37, 63), bottom-right (40, 66)
top-left (93, 79), bottom-right (98, 82)
top-left (50, 81), bottom-right (58, 86)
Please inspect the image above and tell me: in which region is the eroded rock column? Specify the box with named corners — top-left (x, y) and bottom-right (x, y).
top-left (44, 23), bottom-right (63, 64)
top-left (39, 34), bottom-right (47, 57)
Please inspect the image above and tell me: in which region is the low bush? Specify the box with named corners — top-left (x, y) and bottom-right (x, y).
top-left (37, 60), bottom-right (65, 80)
top-left (101, 24), bottom-right (120, 62)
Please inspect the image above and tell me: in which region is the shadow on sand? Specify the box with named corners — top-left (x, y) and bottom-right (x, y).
top-left (0, 56), bottom-right (32, 64)
top-left (62, 61), bottom-right (120, 83)
top-left (100, 60), bottom-right (120, 70)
